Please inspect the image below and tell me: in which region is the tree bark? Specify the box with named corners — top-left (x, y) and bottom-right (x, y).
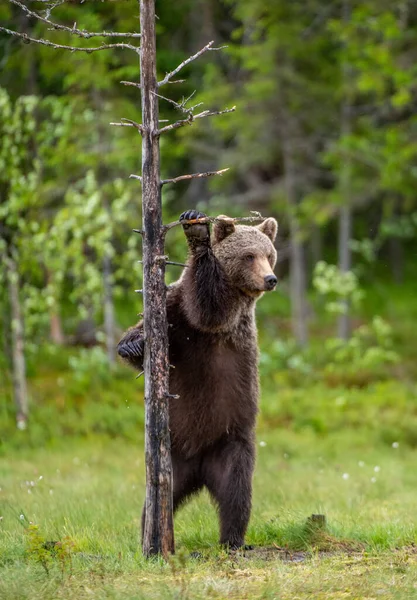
top-left (6, 255), bottom-right (29, 429)
top-left (103, 253), bottom-right (116, 364)
top-left (283, 138), bottom-right (309, 347)
top-left (140, 0), bottom-right (174, 558)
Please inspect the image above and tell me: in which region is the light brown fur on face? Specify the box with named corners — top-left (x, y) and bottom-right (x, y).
top-left (212, 220), bottom-right (278, 297)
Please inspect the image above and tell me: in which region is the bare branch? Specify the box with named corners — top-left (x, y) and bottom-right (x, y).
top-left (9, 0), bottom-right (141, 39)
top-left (109, 120), bottom-right (144, 132)
top-left (158, 40), bottom-right (225, 87)
top-left (130, 174), bottom-right (143, 182)
top-left (0, 27), bottom-right (140, 54)
top-left (121, 80), bottom-right (141, 89)
top-left (193, 107), bottom-right (236, 119)
top-left (121, 118), bottom-right (144, 133)
top-left (157, 106), bottom-right (236, 135)
top-left (161, 168), bottom-right (229, 186)
top-left (166, 261), bottom-right (188, 267)
top-left (163, 213), bottom-right (266, 234)
top-left (157, 115), bottom-right (193, 134)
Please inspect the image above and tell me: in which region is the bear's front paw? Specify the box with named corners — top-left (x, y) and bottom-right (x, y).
top-left (117, 330), bottom-right (144, 369)
top-left (180, 210), bottom-right (210, 243)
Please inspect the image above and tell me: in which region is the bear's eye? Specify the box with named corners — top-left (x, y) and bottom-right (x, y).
top-left (245, 254), bottom-right (255, 262)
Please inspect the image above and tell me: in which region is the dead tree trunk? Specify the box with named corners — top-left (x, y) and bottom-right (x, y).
top-left (140, 0), bottom-right (174, 558)
top-left (6, 254), bottom-right (28, 429)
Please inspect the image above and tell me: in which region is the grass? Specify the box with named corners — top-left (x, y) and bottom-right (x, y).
top-left (2, 278), bottom-right (417, 598)
top-left (1, 421), bottom-right (417, 599)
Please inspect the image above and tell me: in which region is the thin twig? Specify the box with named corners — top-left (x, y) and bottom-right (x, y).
top-left (158, 40), bottom-right (226, 87)
top-left (157, 115), bottom-right (193, 134)
top-left (121, 80), bottom-right (141, 88)
top-left (161, 168), bottom-right (229, 186)
top-left (166, 261), bottom-right (188, 267)
top-left (163, 213), bottom-right (266, 234)
top-left (130, 174), bottom-right (143, 182)
top-left (9, 0), bottom-right (141, 38)
top-left (0, 27), bottom-right (139, 54)
top-left (109, 120), bottom-right (144, 130)
top-left (121, 118), bottom-right (144, 133)
top-left (136, 371), bottom-right (144, 379)
top-left (158, 106), bottom-right (236, 135)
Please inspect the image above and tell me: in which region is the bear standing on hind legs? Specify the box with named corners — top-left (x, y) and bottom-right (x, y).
top-left (118, 210), bottom-right (278, 549)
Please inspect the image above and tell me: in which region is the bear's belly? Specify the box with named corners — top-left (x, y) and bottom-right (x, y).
top-left (169, 340), bottom-right (258, 457)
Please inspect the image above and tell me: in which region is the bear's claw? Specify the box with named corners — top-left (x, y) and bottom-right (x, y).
top-left (179, 209), bottom-right (207, 223)
top-left (180, 210), bottom-right (210, 243)
top-left (117, 339), bottom-right (144, 359)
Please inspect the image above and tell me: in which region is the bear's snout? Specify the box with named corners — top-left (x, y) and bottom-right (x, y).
top-left (264, 274), bottom-right (277, 291)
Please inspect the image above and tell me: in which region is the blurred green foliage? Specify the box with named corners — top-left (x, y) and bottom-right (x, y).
top-left (0, 0), bottom-right (416, 441)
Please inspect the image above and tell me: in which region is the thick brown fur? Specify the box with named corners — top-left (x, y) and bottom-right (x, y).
top-left (118, 210), bottom-right (278, 549)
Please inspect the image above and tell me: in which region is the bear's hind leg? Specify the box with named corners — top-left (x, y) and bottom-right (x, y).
top-left (172, 452), bottom-right (203, 512)
top-left (203, 438), bottom-right (255, 549)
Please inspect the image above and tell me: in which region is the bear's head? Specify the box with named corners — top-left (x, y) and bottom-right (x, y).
top-left (212, 216), bottom-right (278, 298)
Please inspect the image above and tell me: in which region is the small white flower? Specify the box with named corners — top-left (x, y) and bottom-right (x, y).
top-left (371, 477), bottom-right (377, 483)
top-left (392, 442), bottom-right (399, 449)
top-left (39, 476), bottom-right (43, 480)
top-left (49, 489), bottom-right (54, 495)
top-left (30, 481), bottom-right (35, 487)
top-left (19, 514), bottom-right (25, 520)
top-left (27, 489), bottom-right (31, 494)
top-left (342, 473), bottom-right (349, 480)
top-left (374, 466), bottom-right (381, 473)
top-left (358, 461), bottom-right (365, 467)
top-left (259, 441), bottom-right (267, 447)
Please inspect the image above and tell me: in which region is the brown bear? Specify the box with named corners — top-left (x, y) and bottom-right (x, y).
top-left (118, 210), bottom-right (278, 549)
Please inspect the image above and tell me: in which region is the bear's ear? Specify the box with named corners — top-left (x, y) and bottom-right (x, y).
top-left (257, 218), bottom-right (278, 242)
top-left (213, 215), bottom-right (235, 243)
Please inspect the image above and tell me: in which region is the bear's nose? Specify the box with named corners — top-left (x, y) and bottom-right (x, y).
top-left (264, 274), bottom-right (277, 290)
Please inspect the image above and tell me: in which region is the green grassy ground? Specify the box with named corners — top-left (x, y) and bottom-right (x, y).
top-left (2, 279), bottom-right (417, 598)
top-left (1, 420), bottom-right (417, 599)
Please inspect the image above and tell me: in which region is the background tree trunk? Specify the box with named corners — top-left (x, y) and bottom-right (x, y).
top-left (50, 312), bottom-right (64, 345)
top-left (103, 253), bottom-right (116, 364)
top-left (283, 137), bottom-right (309, 347)
top-left (47, 271), bottom-right (65, 345)
top-left (140, 0), bottom-right (174, 558)
top-left (389, 236), bottom-right (404, 284)
top-left (337, 0), bottom-right (352, 341)
top-left (6, 255), bottom-right (28, 429)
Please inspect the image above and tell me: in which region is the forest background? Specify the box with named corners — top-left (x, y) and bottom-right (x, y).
top-left (1, 1), bottom-right (417, 598)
